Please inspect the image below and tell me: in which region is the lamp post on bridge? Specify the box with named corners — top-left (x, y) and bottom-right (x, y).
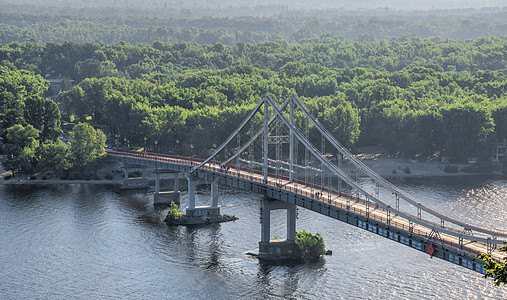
top-left (176, 139), bottom-right (180, 156)
top-left (144, 136), bottom-right (147, 154)
top-left (154, 140), bottom-right (158, 152)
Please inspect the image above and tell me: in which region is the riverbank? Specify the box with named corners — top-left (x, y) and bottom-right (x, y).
top-left (1, 150), bottom-right (504, 186)
top-left (0, 156), bottom-right (126, 186)
top-left (351, 146), bottom-right (505, 179)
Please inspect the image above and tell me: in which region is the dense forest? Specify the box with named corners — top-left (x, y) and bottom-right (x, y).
top-left (0, 7), bottom-right (506, 44)
top-left (1, 3), bottom-right (506, 174)
top-left (1, 36), bottom-right (505, 164)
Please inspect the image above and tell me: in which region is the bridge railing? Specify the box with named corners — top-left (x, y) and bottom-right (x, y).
top-left (108, 150), bottom-right (497, 258)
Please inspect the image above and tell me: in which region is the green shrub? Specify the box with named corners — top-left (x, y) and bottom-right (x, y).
top-left (167, 201), bottom-right (181, 221)
top-left (295, 230), bottom-right (326, 260)
top-left (403, 167), bottom-right (411, 174)
top-left (444, 165), bottom-right (459, 173)
top-left (105, 174), bottom-right (113, 180)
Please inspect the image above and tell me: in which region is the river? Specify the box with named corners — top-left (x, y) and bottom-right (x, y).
top-left (0, 177), bottom-right (506, 299)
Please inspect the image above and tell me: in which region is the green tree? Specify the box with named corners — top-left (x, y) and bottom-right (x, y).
top-left (24, 96), bottom-right (62, 141)
top-left (305, 95), bottom-right (361, 149)
top-left (38, 140), bottom-right (70, 173)
top-left (295, 230), bottom-right (326, 260)
top-left (166, 201), bottom-right (181, 222)
top-left (69, 122), bottom-right (106, 170)
top-left (3, 124), bottom-right (39, 173)
top-left (477, 242), bottom-right (507, 286)
top-left (492, 106), bottom-right (507, 141)
top-left (441, 104), bottom-right (494, 161)
top-left (0, 66), bottom-right (47, 139)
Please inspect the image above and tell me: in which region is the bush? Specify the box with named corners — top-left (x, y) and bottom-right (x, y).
top-left (4, 175), bottom-right (12, 180)
top-left (42, 176), bottom-right (47, 180)
top-left (167, 201), bottom-right (181, 221)
top-left (403, 167), bottom-right (411, 174)
top-left (444, 165), bottom-right (459, 173)
top-left (105, 174), bottom-right (113, 180)
top-left (295, 230), bottom-right (326, 260)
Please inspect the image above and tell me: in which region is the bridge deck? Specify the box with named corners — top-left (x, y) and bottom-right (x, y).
top-left (108, 150), bottom-right (506, 270)
top-left (213, 163), bottom-right (505, 263)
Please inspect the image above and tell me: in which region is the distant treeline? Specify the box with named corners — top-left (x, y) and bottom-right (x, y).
top-left (0, 7), bottom-right (506, 44)
top-left (1, 38), bottom-right (505, 162)
top-left (1, 37), bottom-right (505, 80)
top-left (2, 1), bottom-right (507, 15)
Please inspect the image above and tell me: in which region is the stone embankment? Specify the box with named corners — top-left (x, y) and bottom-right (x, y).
top-left (164, 214), bottom-right (238, 226)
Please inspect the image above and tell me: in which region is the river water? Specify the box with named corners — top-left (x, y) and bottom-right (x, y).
top-left (0, 177), bottom-right (506, 299)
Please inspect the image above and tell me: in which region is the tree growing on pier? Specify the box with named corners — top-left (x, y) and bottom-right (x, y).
top-left (295, 230), bottom-right (326, 260)
top-left (166, 201), bottom-right (181, 221)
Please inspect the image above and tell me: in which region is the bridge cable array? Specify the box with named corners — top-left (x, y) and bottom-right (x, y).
top-left (192, 94), bottom-right (507, 245)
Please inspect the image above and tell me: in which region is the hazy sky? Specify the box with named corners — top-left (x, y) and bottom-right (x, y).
top-left (2, 0), bottom-right (506, 10)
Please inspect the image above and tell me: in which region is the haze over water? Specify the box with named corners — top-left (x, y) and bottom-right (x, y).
top-left (0, 178), bottom-right (505, 299)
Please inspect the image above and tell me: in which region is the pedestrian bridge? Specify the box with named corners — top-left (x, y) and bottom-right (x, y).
top-left (108, 94), bottom-right (506, 273)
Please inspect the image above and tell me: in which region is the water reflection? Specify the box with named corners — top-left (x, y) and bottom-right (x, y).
top-left (256, 259), bottom-right (326, 299)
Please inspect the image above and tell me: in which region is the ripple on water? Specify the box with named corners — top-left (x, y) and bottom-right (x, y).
top-left (1, 180), bottom-right (507, 299)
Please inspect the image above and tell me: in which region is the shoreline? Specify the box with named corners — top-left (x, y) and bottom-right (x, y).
top-left (2, 179), bottom-right (124, 186)
top-left (1, 154), bottom-right (504, 186)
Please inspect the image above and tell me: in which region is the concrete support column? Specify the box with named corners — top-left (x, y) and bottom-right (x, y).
top-left (261, 199), bottom-right (271, 243)
top-left (155, 173), bottom-right (160, 193)
top-left (259, 198), bottom-right (299, 261)
top-left (260, 198), bottom-right (296, 242)
top-left (187, 176), bottom-right (196, 209)
top-left (123, 168), bottom-right (129, 180)
top-left (174, 173), bottom-right (179, 192)
top-left (287, 203), bottom-right (296, 241)
top-left (211, 181), bottom-right (219, 207)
